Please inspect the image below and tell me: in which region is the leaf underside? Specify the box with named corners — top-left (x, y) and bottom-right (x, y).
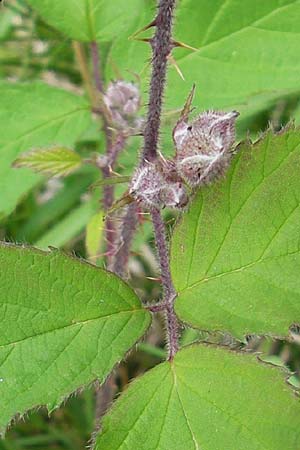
top-left (172, 127), bottom-right (300, 339)
top-left (96, 344), bottom-right (300, 450)
top-left (0, 243), bottom-right (150, 432)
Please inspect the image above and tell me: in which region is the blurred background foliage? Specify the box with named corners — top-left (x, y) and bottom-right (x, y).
top-left (0, 0), bottom-right (299, 448)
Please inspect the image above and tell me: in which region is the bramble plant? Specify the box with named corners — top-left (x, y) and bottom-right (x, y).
top-left (0, 0), bottom-right (300, 449)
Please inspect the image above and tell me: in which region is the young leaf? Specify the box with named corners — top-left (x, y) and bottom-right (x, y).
top-left (0, 243), bottom-right (150, 432)
top-left (0, 82), bottom-right (91, 219)
top-left (13, 147), bottom-right (82, 177)
top-left (171, 127), bottom-right (300, 339)
top-left (95, 344), bottom-right (300, 450)
top-left (27, 0), bottom-right (143, 42)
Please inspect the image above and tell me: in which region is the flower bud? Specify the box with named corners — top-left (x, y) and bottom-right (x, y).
top-left (160, 182), bottom-right (189, 209)
top-left (174, 110), bottom-right (239, 187)
top-left (129, 162), bottom-right (189, 210)
top-left (104, 81), bottom-right (142, 132)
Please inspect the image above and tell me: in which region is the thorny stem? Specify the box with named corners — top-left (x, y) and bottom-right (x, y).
top-left (142, 0), bottom-right (176, 163)
top-left (141, 0), bottom-right (179, 360)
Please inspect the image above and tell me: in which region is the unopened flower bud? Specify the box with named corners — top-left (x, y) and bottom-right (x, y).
top-left (174, 110), bottom-right (239, 187)
top-left (160, 182), bottom-right (189, 209)
top-left (104, 81), bottom-right (142, 132)
top-left (129, 162), bottom-right (189, 210)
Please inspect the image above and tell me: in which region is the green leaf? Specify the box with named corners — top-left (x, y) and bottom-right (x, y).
top-left (0, 243), bottom-right (150, 431)
top-left (85, 211), bottom-right (104, 259)
top-left (34, 198), bottom-right (98, 250)
top-left (172, 128), bottom-right (300, 338)
top-left (16, 167), bottom-right (98, 243)
top-left (293, 100), bottom-right (300, 125)
top-left (0, 82), bottom-right (91, 219)
top-left (95, 344), bottom-right (300, 450)
top-left (13, 146), bottom-right (82, 177)
top-left (27, 0), bottom-right (143, 42)
top-left (108, 0), bottom-right (300, 132)
top-left (172, 0), bottom-right (300, 109)
top-left (106, 0), bottom-right (153, 79)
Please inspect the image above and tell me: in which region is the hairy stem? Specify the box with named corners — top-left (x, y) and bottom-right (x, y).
top-left (90, 41), bottom-right (104, 93)
top-left (151, 208), bottom-right (178, 360)
top-left (151, 209), bottom-right (175, 300)
top-left (89, 42), bottom-right (125, 430)
top-left (90, 42), bottom-right (116, 269)
top-left (113, 203), bottom-right (138, 277)
top-left (141, 0), bottom-right (179, 360)
top-left (142, 0), bottom-right (176, 163)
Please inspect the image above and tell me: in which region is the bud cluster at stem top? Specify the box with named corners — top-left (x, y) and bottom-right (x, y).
top-left (129, 106), bottom-right (239, 211)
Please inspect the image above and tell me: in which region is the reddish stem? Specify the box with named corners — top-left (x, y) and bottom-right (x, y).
top-left (113, 203), bottom-right (138, 277)
top-left (142, 0), bottom-right (176, 163)
top-left (141, 0), bottom-right (179, 361)
top-left (90, 41), bottom-right (104, 93)
top-left (151, 208), bottom-right (178, 361)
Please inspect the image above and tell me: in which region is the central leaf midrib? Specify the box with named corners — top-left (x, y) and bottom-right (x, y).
top-left (174, 368), bottom-right (270, 450)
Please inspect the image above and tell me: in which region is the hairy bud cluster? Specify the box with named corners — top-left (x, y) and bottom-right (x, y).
top-left (104, 80), bottom-right (143, 133)
top-left (173, 110), bottom-right (239, 187)
top-left (129, 107), bottom-right (238, 211)
top-left (129, 160), bottom-right (189, 210)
